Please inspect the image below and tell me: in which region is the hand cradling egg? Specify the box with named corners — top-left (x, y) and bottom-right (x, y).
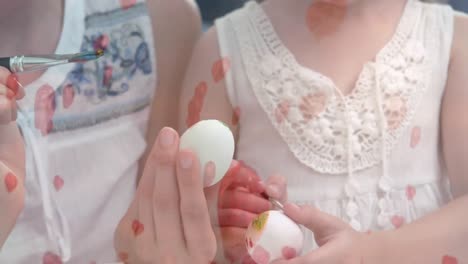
top-left (246, 210), bottom-right (304, 264)
top-left (179, 119), bottom-right (235, 187)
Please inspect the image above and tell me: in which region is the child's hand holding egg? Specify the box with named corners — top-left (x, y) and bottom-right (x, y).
top-left (179, 119), bottom-right (235, 187)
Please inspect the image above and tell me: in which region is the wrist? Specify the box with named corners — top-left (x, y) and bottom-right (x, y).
top-left (360, 230), bottom-right (395, 264)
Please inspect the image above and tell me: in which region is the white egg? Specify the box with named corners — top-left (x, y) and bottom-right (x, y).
top-left (245, 210), bottom-right (304, 264)
top-left (179, 120), bottom-right (235, 187)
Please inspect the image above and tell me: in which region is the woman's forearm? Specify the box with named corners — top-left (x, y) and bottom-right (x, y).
top-left (365, 195), bottom-right (468, 264)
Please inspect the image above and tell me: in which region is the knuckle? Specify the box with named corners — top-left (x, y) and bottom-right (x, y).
top-left (149, 147), bottom-right (175, 166)
top-left (180, 201), bottom-right (203, 219)
top-left (159, 253), bottom-right (177, 264)
top-left (154, 195), bottom-right (178, 212)
top-left (134, 246), bottom-right (154, 264)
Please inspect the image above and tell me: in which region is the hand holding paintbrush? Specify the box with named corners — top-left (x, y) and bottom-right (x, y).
top-left (0, 49), bottom-right (104, 122)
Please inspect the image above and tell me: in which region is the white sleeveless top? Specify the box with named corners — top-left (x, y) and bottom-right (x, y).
top-left (216, 0), bottom-right (454, 252)
top-left (0, 0), bottom-right (157, 263)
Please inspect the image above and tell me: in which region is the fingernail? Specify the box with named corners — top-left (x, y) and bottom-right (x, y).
top-left (229, 160), bottom-right (239, 169)
top-left (286, 202), bottom-right (300, 211)
top-left (267, 184), bottom-right (279, 197)
top-left (6, 74), bottom-right (20, 96)
top-left (158, 127), bottom-right (175, 148)
top-left (179, 151), bottom-right (193, 169)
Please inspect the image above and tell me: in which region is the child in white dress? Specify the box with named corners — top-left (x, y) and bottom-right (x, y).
top-left (179, 0), bottom-right (468, 263)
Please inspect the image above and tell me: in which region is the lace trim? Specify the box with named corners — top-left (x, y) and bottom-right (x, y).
top-left (235, 0), bottom-right (431, 174)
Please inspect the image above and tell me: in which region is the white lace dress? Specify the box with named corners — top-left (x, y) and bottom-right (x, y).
top-left (215, 0), bottom-right (455, 251)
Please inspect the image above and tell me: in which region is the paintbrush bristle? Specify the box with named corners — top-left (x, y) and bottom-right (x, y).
top-left (68, 50), bottom-right (104, 63)
top-left (96, 49), bottom-right (104, 57)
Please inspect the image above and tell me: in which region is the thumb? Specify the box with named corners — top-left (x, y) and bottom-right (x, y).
top-left (283, 203), bottom-right (347, 235)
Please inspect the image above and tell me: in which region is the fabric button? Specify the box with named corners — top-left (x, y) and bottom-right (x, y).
top-left (346, 201), bottom-right (359, 217)
top-left (349, 219), bottom-right (362, 231)
top-left (405, 41), bottom-right (425, 63)
top-left (378, 177), bottom-right (392, 192)
top-left (378, 198), bottom-right (387, 211)
top-left (377, 213), bottom-right (389, 227)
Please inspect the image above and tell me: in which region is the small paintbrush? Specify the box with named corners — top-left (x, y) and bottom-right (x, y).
top-left (261, 192), bottom-right (284, 211)
top-left (0, 49), bottom-right (104, 73)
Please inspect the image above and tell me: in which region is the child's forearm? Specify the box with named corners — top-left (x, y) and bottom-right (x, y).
top-left (365, 195), bottom-right (468, 264)
top-left (0, 123), bottom-right (25, 248)
top-left (0, 161), bottom-right (24, 248)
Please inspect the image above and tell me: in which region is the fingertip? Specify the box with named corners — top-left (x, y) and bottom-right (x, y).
top-left (16, 86), bottom-right (25, 100)
top-left (6, 74), bottom-right (20, 96)
top-left (158, 127), bottom-right (178, 148)
top-left (266, 184), bottom-right (280, 198)
top-left (148, 127), bottom-right (179, 165)
top-left (229, 159), bottom-right (240, 169)
top-left (0, 67), bottom-right (11, 84)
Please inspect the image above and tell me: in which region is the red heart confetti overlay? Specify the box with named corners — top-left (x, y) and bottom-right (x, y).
top-left (232, 107), bottom-right (241, 126)
top-left (212, 57), bottom-right (231, 83)
top-left (282, 247), bottom-right (297, 260)
top-left (54, 176), bottom-right (64, 192)
top-left (391, 215), bottom-right (405, 229)
top-left (35, 84), bottom-right (56, 136)
top-left (132, 219), bottom-right (144, 236)
top-left (410, 126), bottom-right (421, 148)
top-left (275, 101), bottom-right (290, 123)
top-left (120, 0), bottom-right (137, 10)
top-left (42, 252), bottom-right (62, 264)
top-left (118, 252), bottom-right (129, 261)
top-left (442, 255), bottom-right (458, 264)
top-left (186, 82), bottom-right (208, 127)
top-left (62, 84), bottom-right (75, 109)
top-left (406, 185), bottom-right (416, 200)
top-left (4, 172), bottom-right (17, 193)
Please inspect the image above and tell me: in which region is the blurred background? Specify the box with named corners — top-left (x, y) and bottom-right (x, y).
top-left (196, 0), bottom-right (468, 27)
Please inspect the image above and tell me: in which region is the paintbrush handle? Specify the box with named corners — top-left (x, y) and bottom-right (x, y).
top-left (0, 57), bottom-right (11, 72)
top-left (10, 55), bottom-right (69, 73)
top-left (0, 51), bottom-right (103, 73)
